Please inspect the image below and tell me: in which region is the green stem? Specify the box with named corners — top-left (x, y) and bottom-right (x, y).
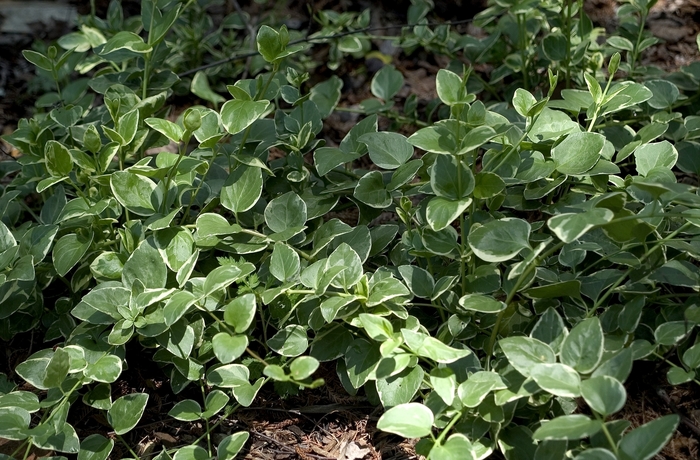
top-left (432, 410), bottom-right (463, 449)
top-left (200, 382), bottom-right (213, 456)
top-left (594, 411), bottom-right (619, 456)
top-left (563, 0), bottom-right (573, 89)
top-left (629, 7), bottom-right (648, 76)
top-left (517, 13), bottom-right (529, 90)
top-left (589, 222), bottom-right (692, 314)
top-left (117, 434), bottom-right (141, 459)
top-left (484, 240), bottom-right (566, 369)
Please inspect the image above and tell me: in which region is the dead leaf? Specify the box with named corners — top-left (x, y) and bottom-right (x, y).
top-left (338, 441), bottom-right (370, 460)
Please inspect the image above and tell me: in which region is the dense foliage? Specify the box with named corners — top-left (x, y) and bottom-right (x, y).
top-left (1, 0), bottom-right (699, 458)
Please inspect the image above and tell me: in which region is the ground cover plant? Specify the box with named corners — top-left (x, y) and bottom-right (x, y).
top-left (0, 0), bottom-right (700, 458)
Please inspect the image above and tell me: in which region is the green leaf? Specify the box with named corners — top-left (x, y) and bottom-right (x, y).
top-left (191, 71), bottom-right (225, 105)
top-left (377, 366), bottom-right (424, 408)
top-left (398, 265), bottom-right (435, 299)
top-left (634, 141), bottom-right (678, 176)
top-left (267, 325), bottom-right (308, 357)
top-left (224, 293), bottom-right (256, 333)
top-left (122, 240), bottom-right (167, 289)
top-left (354, 171), bottom-right (392, 208)
top-left (314, 147), bottom-right (362, 176)
top-left (359, 132), bottom-right (413, 169)
top-left (468, 218), bottom-right (531, 263)
top-left (667, 366), bottom-right (695, 385)
top-left (0, 407), bottom-right (30, 441)
top-left (584, 74), bottom-right (603, 104)
top-left (457, 371), bottom-right (506, 407)
top-left (217, 432), bottom-right (249, 460)
top-left (644, 80), bottom-right (679, 109)
top-left (551, 132), bottom-right (605, 175)
top-left (530, 307), bottom-right (568, 347)
top-left (401, 329), bottom-right (471, 363)
top-left (534, 415), bottom-right (602, 440)
top-left (110, 171), bottom-right (160, 216)
top-left (145, 117), bottom-right (183, 143)
top-left (513, 88), bottom-right (537, 118)
top-left (560, 318), bottom-right (604, 374)
top-left (203, 265), bottom-right (245, 297)
top-left (431, 154), bottom-right (474, 200)
top-left (212, 332), bottom-right (248, 363)
top-left (499, 336), bottom-right (555, 377)
top-left (220, 100), bottom-right (269, 135)
top-left (528, 107), bottom-right (580, 142)
top-left (310, 324), bottom-right (355, 362)
top-left (264, 192), bottom-right (307, 233)
top-left (0, 392), bottom-right (40, 413)
top-left (45, 141), bottom-right (73, 177)
top-left (172, 445), bottom-right (209, 460)
top-left (163, 291), bottom-right (197, 327)
top-left (289, 356), bottom-right (319, 380)
top-left (388, 159), bottom-right (422, 191)
top-left (458, 294), bottom-right (506, 313)
top-left (202, 390), bottom-right (229, 419)
top-left (84, 355), bottom-right (122, 383)
top-left (376, 403), bottom-right (434, 438)
top-left (473, 171), bottom-right (505, 199)
top-left (196, 213), bottom-right (241, 238)
top-left (682, 342), bottom-right (700, 369)
top-left (256, 25), bottom-right (283, 62)
top-left (371, 65), bottom-right (404, 101)
top-left (107, 393), bottom-right (148, 435)
top-left (618, 415), bottom-right (679, 460)
top-left (327, 243), bottom-right (363, 289)
top-left (99, 31), bottom-right (151, 57)
top-left (581, 376), bottom-right (626, 416)
top-left (168, 399), bottom-right (202, 421)
top-left (592, 348), bottom-right (634, 383)
top-left (53, 232), bottom-right (93, 277)
top-left (524, 280), bottom-right (581, 299)
top-left (345, 338), bottom-right (382, 388)
top-left (542, 31), bottom-right (568, 61)
top-left (117, 109), bottom-right (139, 145)
top-left (547, 208), bottom-right (614, 243)
top-left (309, 76), bottom-right (342, 118)
top-left (207, 364), bottom-right (249, 388)
top-left (574, 448), bottom-right (617, 460)
top-left (43, 348), bottom-right (70, 389)
top-left (221, 164), bottom-right (263, 214)
top-left (367, 277), bottom-right (411, 306)
top-left (78, 434), bottom-right (114, 460)
top-left (530, 363), bottom-right (581, 397)
top-left (359, 313), bottom-right (395, 341)
top-left (430, 433), bottom-right (477, 460)
top-left (654, 321), bottom-right (692, 346)
top-left (436, 69), bottom-right (467, 106)
top-left (270, 243), bottom-right (300, 282)
top-left (22, 50), bottom-right (53, 71)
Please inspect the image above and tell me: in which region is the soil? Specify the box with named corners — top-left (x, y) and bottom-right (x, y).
top-left (0, 1), bottom-right (699, 459)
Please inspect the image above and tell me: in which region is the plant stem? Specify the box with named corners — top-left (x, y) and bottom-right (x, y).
top-left (200, 382), bottom-right (213, 456)
top-left (590, 222), bottom-right (692, 314)
top-left (594, 411), bottom-right (620, 456)
top-left (484, 240), bottom-right (565, 369)
top-left (117, 434), bottom-right (141, 459)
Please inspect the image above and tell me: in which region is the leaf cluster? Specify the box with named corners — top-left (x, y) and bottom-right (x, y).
top-left (0, 0), bottom-right (699, 459)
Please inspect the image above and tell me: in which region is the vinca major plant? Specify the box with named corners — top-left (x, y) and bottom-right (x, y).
top-left (0, 0), bottom-right (699, 459)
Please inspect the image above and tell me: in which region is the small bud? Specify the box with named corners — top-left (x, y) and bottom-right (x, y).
top-left (83, 125), bottom-right (102, 154)
top-left (183, 108), bottom-right (201, 132)
top-left (608, 52), bottom-right (621, 76)
top-left (47, 46), bottom-right (57, 60)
